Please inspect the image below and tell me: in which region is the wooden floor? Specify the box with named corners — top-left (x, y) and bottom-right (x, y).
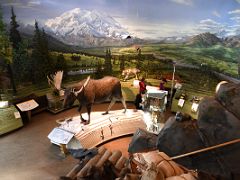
top-left (0, 103), bottom-right (136, 180)
top-left (101, 136), bottom-right (132, 158)
top-left (0, 102), bottom-right (174, 180)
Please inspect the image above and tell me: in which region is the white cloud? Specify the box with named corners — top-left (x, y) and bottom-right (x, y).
top-left (115, 16), bottom-right (197, 38)
top-left (2, 1), bottom-right (40, 9)
top-left (195, 19), bottom-right (225, 35)
top-left (199, 19), bottom-right (221, 26)
top-left (28, 1), bottom-right (41, 6)
top-left (2, 2), bottom-right (23, 7)
top-left (228, 9), bottom-right (240, 15)
top-left (212, 10), bottom-right (221, 18)
top-left (230, 16), bottom-right (240, 23)
top-left (170, 0), bottom-right (193, 6)
top-left (196, 20), bottom-right (240, 38)
top-left (224, 26), bottom-right (240, 36)
top-left (235, 0), bottom-right (240, 3)
top-left (230, 17), bottom-right (240, 20)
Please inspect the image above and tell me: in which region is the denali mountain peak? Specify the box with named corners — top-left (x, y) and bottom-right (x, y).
top-left (44, 8), bottom-right (130, 46)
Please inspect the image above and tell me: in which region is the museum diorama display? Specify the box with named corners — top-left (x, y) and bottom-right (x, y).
top-left (0, 97), bottom-right (23, 135)
top-left (1, 0), bottom-right (240, 179)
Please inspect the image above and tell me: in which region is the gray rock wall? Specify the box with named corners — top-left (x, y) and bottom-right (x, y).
top-left (157, 81), bottom-right (240, 179)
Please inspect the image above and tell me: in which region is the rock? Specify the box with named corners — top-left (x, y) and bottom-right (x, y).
top-left (215, 81), bottom-right (240, 120)
top-left (154, 81), bottom-right (240, 178)
top-left (156, 115), bottom-right (232, 178)
top-left (128, 128), bottom-right (157, 153)
top-left (198, 97), bottom-right (240, 178)
top-left (156, 117), bottom-right (204, 156)
top-left (198, 97), bottom-right (240, 143)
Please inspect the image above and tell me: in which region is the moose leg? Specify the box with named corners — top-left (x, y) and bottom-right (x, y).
top-left (85, 104), bottom-right (92, 124)
top-left (124, 74), bottom-right (128, 81)
top-left (102, 98), bottom-right (116, 115)
top-left (121, 98), bottom-right (127, 113)
top-left (136, 73), bottom-right (139, 80)
top-left (78, 105), bottom-right (86, 123)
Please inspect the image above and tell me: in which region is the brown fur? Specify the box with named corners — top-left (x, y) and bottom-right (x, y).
top-left (63, 76), bottom-right (127, 124)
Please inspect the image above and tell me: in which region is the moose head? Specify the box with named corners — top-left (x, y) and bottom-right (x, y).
top-left (63, 76), bottom-right (91, 108)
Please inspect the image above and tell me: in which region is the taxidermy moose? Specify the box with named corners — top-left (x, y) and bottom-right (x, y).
top-left (48, 71), bottom-right (127, 124)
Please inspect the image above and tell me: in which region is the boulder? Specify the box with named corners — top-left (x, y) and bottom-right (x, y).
top-left (215, 81), bottom-right (240, 120)
top-left (198, 97), bottom-right (240, 143)
top-left (128, 128), bottom-right (157, 153)
top-left (156, 81), bottom-right (240, 179)
top-left (197, 97), bottom-right (240, 178)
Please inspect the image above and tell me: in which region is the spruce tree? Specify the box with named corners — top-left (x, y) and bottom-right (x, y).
top-left (31, 21), bottom-right (54, 83)
top-left (0, 6), bottom-right (17, 93)
top-left (12, 41), bottom-right (30, 82)
top-left (95, 60), bottom-right (104, 79)
top-left (0, 5), bottom-right (9, 71)
top-left (136, 48), bottom-right (142, 69)
top-left (9, 7), bottom-right (21, 50)
top-left (9, 7), bottom-right (31, 84)
top-left (238, 61), bottom-right (240, 78)
top-left (31, 20), bottom-right (43, 83)
top-left (104, 48), bottom-right (112, 75)
top-left (0, 5), bottom-right (9, 58)
top-left (55, 54), bottom-right (67, 72)
top-left (41, 28), bottom-right (53, 76)
top-left (120, 55), bottom-right (125, 71)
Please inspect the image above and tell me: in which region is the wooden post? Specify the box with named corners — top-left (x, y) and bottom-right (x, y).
top-left (60, 144), bottom-right (68, 155)
top-left (171, 139), bottom-right (240, 160)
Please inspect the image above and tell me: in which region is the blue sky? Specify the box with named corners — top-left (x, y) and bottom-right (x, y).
top-left (2, 0), bottom-right (240, 39)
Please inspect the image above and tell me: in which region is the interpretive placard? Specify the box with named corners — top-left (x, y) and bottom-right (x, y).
top-left (191, 102), bottom-right (199, 112)
top-left (16, 99), bottom-right (39, 112)
top-left (178, 99), bottom-right (185, 108)
top-left (48, 127), bottom-right (74, 145)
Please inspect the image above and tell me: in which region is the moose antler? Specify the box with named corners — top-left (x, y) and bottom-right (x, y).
top-left (47, 71), bottom-right (63, 91)
top-left (73, 76), bottom-right (91, 97)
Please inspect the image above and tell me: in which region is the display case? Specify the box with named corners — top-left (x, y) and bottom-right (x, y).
top-left (0, 104), bottom-right (23, 135)
top-left (143, 89), bottom-right (168, 134)
top-left (171, 89), bottom-right (203, 119)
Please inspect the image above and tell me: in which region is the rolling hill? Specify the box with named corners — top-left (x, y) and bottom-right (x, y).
top-left (187, 32), bottom-right (223, 47)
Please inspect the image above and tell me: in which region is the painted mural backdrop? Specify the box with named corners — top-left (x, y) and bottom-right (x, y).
top-left (0, 0), bottom-right (240, 98)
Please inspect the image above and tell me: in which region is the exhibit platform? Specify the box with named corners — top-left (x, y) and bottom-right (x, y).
top-left (48, 109), bottom-right (147, 149)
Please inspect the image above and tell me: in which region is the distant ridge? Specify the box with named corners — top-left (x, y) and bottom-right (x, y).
top-left (224, 35), bottom-right (240, 48)
top-left (188, 32), bottom-right (222, 47)
top-left (20, 31), bottom-right (79, 52)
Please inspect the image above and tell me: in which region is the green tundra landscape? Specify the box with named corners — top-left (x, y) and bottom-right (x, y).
top-left (14, 41), bottom-right (235, 101)
top-left (1, 6), bottom-right (240, 102)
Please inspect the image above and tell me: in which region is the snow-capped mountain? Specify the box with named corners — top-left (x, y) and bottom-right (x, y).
top-left (44, 8), bottom-right (130, 47)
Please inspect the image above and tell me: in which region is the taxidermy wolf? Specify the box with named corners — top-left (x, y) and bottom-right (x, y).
top-left (63, 76), bottom-right (127, 124)
top-left (122, 68), bottom-right (140, 81)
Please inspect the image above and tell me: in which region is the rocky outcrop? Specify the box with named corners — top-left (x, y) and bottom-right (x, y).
top-left (128, 128), bottom-right (157, 153)
top-left (215, 81), bottom-right (240, 119)
top-left (224, 35), bottom-right (240, 48)
top-left (188, 32), bottom-right (222, 47)
top-left (157, 81), bottom-right (240, 179)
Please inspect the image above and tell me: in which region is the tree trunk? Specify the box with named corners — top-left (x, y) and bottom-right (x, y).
top-left (7, 64), bottom-right (17, 94)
